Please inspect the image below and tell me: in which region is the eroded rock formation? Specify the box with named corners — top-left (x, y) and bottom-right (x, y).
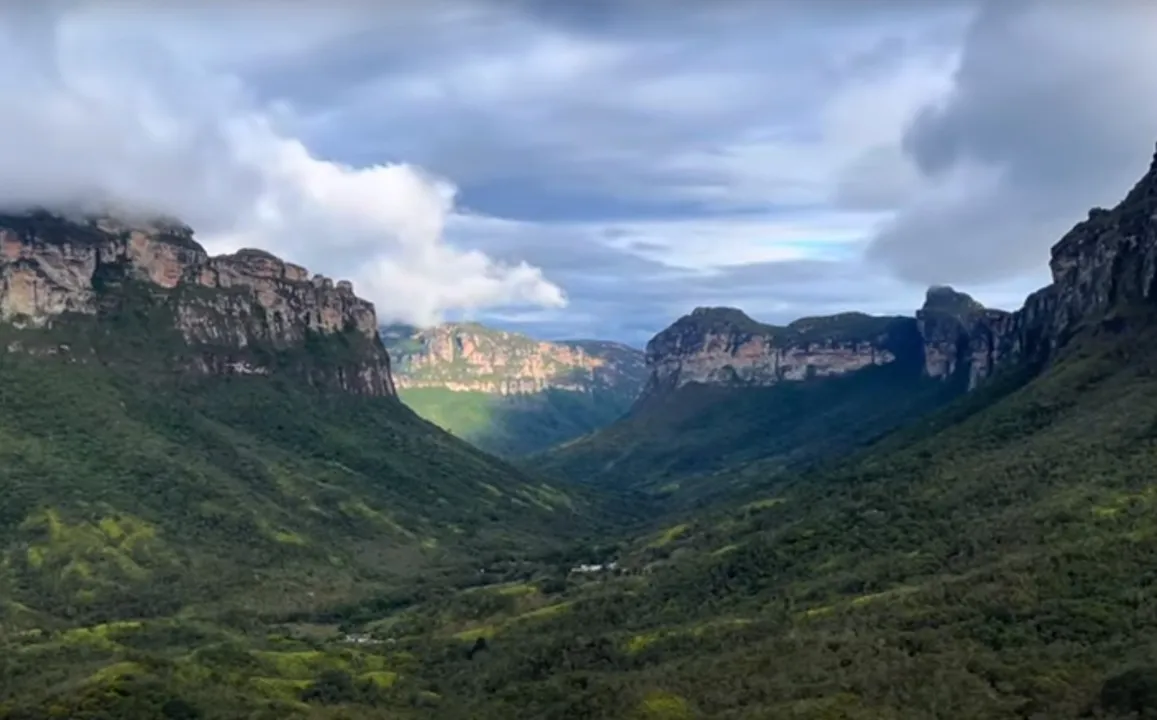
top-left (0, 210), bottom-right (394, 396)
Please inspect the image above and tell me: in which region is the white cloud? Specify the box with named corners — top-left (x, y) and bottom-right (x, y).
top-left (867, 0), bottom-right (1157, 285)
top-left (0, 3), bottom-right (564, 327)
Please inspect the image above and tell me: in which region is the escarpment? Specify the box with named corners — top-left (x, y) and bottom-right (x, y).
top-left (639, 308), bottom-right (923, 399)
top-left (0, 209), bottom-right (394, 396)
top-left (384, 322), bottom-right (646, 397)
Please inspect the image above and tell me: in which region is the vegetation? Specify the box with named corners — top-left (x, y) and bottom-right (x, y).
top-left (399, 386), bottom-right (638, 458)
top-left (539, 353), bottom-right (963, 495)
top-left (10, 230), bottom-right (1157, 716)
top-left (383, 323), bottom-right (646, 456)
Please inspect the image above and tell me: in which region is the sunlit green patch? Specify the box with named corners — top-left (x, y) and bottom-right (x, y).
top-left (710, 544), bottom-right (740, 556)
top-left (648, 523), bottom-right (689, 548)
top-left (338, 500), bottom-right (415, 537)
top-left (17, 508), bottom-right (164, 585)
top-left (848, 586), bottom-right (919, 607)
top-left (534, 483), bottom-right (574, 510)
top-left (59, 620), bottom-right (142, 650)
top-left (250, 648), bottom-right (390, 679)
top-left (479, 482), bottom-right (503, 497)
top-left (513, 601), bottom-right (572, 621)
top-left (494, 582), bottom-right (538, 597)
top-left (625, 632), bottom-right (663, 654)
top-left (740, 497), bottom-right (786, 513)
top-left (358, 670), bottom-right (398, 688)
top-left (625, 617), bottom-right (751, 655)
top-left (85, 661), bottom-right (146, 685)
top-left (452, 625), bottom-right (497, 642)
top-left (799, 605), bottom-right (835, 620)
top-left (633, 691), bottom-right (692, 719)
top-left (274, 530), bottom-right (308, 546)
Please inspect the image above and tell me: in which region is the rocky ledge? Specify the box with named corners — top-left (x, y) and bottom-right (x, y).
top-left (0, 209), bottom-right (394, 396)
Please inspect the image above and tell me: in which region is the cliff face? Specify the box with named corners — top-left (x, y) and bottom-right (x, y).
top-left (641, 308), bottom-right (922, 398)
top-left (641, 144), bottom-right (1157, 400)
top-left (0, 210), bottom-right (394, 396)
top-left (384, 322), bottom-right (645, 398)
top-left (918, 144), bottom-right (1157, 389)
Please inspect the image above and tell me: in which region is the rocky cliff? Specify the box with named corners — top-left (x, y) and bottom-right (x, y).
top-left (918, 142), bottom-right (1157, 389)
top-left (0, 209), bottom-right (394, 396)
top-left (640, 307), bottom-right (923, 398)
top-left (384, 322), bottom-right (645, 397)
top-left (641, 143), bottom-right (1157, 400)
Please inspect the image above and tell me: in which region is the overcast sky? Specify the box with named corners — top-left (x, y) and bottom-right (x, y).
top-left (6, 1), bottom-right (1157, 345)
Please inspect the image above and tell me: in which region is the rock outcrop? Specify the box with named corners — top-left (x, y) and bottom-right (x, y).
top-left (0, 209), bottom-right (394, 396)
top-left (915, 286), bottom-right (1012, 390)
top-left (383, 322), bottom-right (645, 397)
top-left (918, 143), bottom-right (1157, 388)
top-left (640, 308), bottom-right (923, 398)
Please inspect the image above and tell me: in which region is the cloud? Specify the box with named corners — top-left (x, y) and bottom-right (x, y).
top-left (247, 0), bottom-right (977, 343)
top-left (0, 3), bottom-right (564, 327)
top-left (866, 0), bottom-right (1157, 285)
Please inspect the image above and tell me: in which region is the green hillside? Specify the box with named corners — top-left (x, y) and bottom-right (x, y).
top-left (384, 323), bottom-right (646, 456)
top-left (0, 291), bottom-right (596, 719)
top-left (540, 351), bottom-right (961, 491)
top-left (398, 386), bottom-right (638, 459)
top-left (288, 307), bottom-right (1157, 719)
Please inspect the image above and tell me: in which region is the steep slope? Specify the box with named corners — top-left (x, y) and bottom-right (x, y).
top-left (382, 322), bottom-right (646, 456)
top-left (285, 142), bottom-right (1157, 719)
top-left (390, 311), bottom-right (1157, 720)
top-left (541, 307), bottom-right (962, 488)
top-left (0, 210), bottom-right (587, 631)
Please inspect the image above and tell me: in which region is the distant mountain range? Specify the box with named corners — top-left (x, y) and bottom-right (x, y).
top-left (381, 322), bottom-right (647, 456)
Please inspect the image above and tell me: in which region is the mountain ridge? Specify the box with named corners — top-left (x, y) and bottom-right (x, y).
top-left (543, 142), bottom-right (1157, 489)
top-left (0, 208), bottom-right (395, 396)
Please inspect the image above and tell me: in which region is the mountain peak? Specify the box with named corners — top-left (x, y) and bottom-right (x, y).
top-left (920, 285), bottom-right (985, 317)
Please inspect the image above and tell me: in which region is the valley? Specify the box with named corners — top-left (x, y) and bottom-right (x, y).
top-left (382, 323), bottom-right (647, 456)
top-left (6, 148), bottom-right (1157, 719)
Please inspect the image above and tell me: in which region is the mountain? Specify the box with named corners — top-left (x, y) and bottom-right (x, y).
top-left (542, 184), bottom-right (1157, 492)
top-left (381, 322), bottom-right (646, 456)
top-left (271, 142), bottom-right (1157, 719)
top-left (0, 209), bottom-right (594, 717)
top-left (540, 302), bottom-right (966, 490)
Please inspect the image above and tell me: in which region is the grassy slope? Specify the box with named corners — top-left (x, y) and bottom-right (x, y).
top-left (293, 310), bottom-right (1157, 719)
top-left (539, 354), bottom-right (962, 492)
top-left (0, 301), bottom-right (599, 718)
top-left (399, 386), bottom-right (634, 458)
top-left (385, 324), bottom-right (646, 457)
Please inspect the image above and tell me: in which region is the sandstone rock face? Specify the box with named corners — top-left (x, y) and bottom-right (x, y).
top-left (384, 322), bottom-right (645, 398)
top-left (0, 210), bottom-right (394, 397)
top-left (640, 308), bottom-right (921, 398)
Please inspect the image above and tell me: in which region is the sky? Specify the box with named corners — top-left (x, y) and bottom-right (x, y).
top-left (4, 1), bottom-right (1157, 346)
